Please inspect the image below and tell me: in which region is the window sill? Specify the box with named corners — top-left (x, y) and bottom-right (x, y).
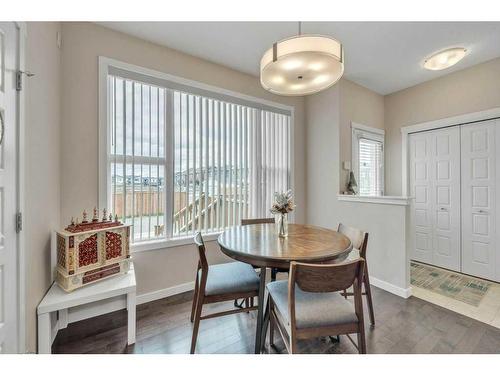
top-left (337, 194), bottom-right (409, 206)
top-left (131, 231), bottom-right (222, 253)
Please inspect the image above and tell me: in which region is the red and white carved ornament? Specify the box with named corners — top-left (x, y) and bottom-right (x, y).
top-left (105, 231), bottom-right (123, 260)
top-left (78, 234), bottom-right (99, 267)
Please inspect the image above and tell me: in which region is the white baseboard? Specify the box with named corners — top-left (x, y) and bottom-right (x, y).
top-left (136, 276), bottom-right (412, 306)
top-left (370, 276), bottom-right (412, 299)
top-left (137, 281), bottom-right (195, 305)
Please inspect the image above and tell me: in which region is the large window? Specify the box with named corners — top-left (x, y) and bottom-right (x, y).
top-left (351, 123), bottom-right (384, 196)
top-left (99, 58), bottom-right (292, 247)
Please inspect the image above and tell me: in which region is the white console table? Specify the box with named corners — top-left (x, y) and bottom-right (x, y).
top-left (37, 264), bottom-right (136, 354)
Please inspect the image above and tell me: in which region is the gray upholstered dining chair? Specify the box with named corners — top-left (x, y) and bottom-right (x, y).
top-left (190, 232), bottom-right (260, 354)
top-left (337, 223), bottom-right (375, 326)
top-left (265, 258), bottom-right (367, 354)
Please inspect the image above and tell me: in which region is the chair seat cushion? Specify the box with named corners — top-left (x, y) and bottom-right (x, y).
top-left (346, 248), bottom-right (360, 261)
top-left (266, 280), bottom-right (359, 330)
top-left (202, 262), bottom-right (260, 296)
top-left (330, 248), bottom-right (360, 264)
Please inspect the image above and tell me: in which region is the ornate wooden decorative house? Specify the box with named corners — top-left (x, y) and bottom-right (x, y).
top-left (55, 208), bottom-right (131, 292)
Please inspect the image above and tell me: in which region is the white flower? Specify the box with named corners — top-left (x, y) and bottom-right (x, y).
top-left (269, 190), bottom-right (296, 215)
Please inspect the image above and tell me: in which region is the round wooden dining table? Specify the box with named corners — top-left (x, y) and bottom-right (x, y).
top-left (217, 223), bottom-right (353, 353)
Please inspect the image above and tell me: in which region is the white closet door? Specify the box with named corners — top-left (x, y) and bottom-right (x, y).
top-left (461, 119), bottom-right (500, 281)
top-left (409, 127), bottom-right (461, 271)
top-left (431, 127), bottom-right (461, 271)
top-left (410, 132), bottom-right (433, 264)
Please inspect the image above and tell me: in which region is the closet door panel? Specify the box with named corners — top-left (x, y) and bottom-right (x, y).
top-left (431, 127), bottom-right (461, 271)
top-left (409, 127), bottom-right (460, 271)
top-left (461, 120), bottom-right (498, 281)
top-left (409, 132), bottom-right (433, 264)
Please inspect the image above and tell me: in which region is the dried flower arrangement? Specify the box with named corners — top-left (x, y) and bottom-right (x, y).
top-left (270, 190), bottom-right (295, 237)
top-left (269, 190), bottom-right (296, 215)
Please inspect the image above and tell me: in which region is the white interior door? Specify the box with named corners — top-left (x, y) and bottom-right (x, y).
top-left (409, 127), bottom-right (461, 271)
top-left (431, 127), bottom-right (461, 271)
top-left (0, 22), bottom-right (19, 353)
top-left (461, 119), bottom-right (500, 282)
top-left (410, 132), bottom-right (433, 264)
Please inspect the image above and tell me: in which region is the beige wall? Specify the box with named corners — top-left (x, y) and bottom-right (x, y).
top-left (339, 79), bottom-right (384, 190)
top-left (305, 79), bottom-right (385, 203)
top-left (305, 85), bottom-right (409, 295)
top-left (385, 57), bottom-right (500, 195)
top-left (25, 22), bottom-right (62, 352)
top-left (305, 86), bottom-right (341, 226)
top-left (60, 22), bottom-right (306, 295)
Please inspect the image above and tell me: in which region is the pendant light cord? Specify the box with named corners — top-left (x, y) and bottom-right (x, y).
top-left (298, 21), bottom-right (302, 35)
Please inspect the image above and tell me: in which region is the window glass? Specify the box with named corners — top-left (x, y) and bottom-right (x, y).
top-left (107, 74), bottom-right (291, 243)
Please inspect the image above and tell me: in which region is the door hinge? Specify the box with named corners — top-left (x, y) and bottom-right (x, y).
top-left (16, 212), bottom-right (22, 233)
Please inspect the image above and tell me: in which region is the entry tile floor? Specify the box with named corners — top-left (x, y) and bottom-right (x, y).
top-left (412, 280), bottom-right (500, 329)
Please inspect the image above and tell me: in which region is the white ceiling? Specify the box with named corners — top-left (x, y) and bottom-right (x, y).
top-left (97, 22), bottom-right (500, 95)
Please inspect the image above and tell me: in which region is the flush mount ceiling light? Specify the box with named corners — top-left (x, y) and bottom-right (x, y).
top-left (423, 47), bottom-right (467, 71)
top-left (260, 22), bottom-right (344, 96)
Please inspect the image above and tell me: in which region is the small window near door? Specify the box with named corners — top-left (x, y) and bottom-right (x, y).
top-left (351, 123), bottom-right (385, 196)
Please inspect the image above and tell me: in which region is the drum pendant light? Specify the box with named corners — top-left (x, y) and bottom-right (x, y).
top-left (260, 22), bottom-right (344, 96)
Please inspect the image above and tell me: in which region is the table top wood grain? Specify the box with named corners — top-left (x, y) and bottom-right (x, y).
top-left (218, 224), bottom-right (353, 268)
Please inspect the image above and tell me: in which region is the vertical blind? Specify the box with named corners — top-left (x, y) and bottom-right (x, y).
top-left (358, 137), bottom-right (384, 196)
top-left (108, 74), bottom-right (291, 243)
top-left (258, 110), bottom-right (291, 216)
top-left (109, 77), bottom-right (166, 242)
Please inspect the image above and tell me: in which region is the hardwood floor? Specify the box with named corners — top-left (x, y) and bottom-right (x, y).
top-left (52, 286), bottom-right (500, 354)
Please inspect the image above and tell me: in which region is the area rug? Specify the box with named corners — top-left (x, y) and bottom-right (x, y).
top-left (410, 261), bottom-right (491, 307)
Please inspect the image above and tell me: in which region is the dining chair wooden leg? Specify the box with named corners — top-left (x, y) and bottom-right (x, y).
top-left (271, 268), bottom-right (277, 282)
top-left (343, 289), bottom-right (348, 299)
top-left (190, 293), bottom-right (204, 354)
top-left (260, 295), bottom-right (271, 353)
top-left (290, 336), bottom-right (298, 354)
top-left (190, 274), bottom-right (199, 323)
top-left (357, 323), bottom-right (367, 354)
top-left (254, 267), bottom-right (267, 354)
top-left (363, 270), bottom-right (375, 326)
top-left (269, 300), bottom-right (275, 348)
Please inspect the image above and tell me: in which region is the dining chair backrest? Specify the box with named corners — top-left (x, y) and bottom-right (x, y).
top-left (337, 223), bottom-right (369, 259)
top-left (194, 232), bottom-right (208, 272)
top-left (289, 259), bottom-right (365, 294)
top-left (241, 218), bottom-right (275, 226)
top-left (286, 259), bottom-right (367, 352)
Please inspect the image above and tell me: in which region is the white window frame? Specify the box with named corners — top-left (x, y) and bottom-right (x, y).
top-left (98, 57), bottom-right (295, 252)
top-left (351, 122), bottom-right (385, 196)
